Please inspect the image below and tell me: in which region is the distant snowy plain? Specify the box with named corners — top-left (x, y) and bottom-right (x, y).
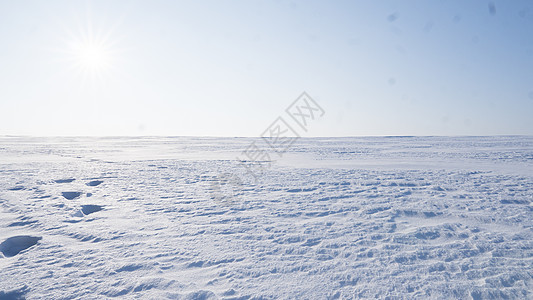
top-left (0, 136), bottom-right (532, 299)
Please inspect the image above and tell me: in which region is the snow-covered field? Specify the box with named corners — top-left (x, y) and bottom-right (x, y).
top-left (1, 136), bottom-right (532, 299)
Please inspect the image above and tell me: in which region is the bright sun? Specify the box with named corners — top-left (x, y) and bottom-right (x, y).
top-left (59, 17), bottom-right (124, 85)
top-left (79, 44), bottom-right (107, 68)
top-left (74, 41), bottom-right (111, 72)
top-left (62, 25), bottom-right (117, 82)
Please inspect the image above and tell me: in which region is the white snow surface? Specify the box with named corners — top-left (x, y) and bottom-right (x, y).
top-left (0, 136), bottom-right (532, 299)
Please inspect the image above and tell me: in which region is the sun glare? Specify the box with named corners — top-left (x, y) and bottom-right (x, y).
top-left (73, 41), bottom-right (111, 72)
top-left (61, 22), bottom-right (119, 84)
top-left (78, 43), bottom-right (108, 69)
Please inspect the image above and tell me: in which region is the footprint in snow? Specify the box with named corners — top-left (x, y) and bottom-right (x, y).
top-left (0, 236), bottom-right (42, 257)
top-left (62, 192), bottom-right (82, 200)
top-left (72, 205), bottom-right (104, 218)
top-left (81, 205), bottom-right (103, 215)
top-left (86, 180), bottom-right (103, 187)
top-left (55, 178), bottom-right (76, 184)
top-left (0, 286), bottom-right (28, 299)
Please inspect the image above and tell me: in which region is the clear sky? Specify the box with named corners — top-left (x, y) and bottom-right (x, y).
top-left (0, 0), bottom-right (532, 136)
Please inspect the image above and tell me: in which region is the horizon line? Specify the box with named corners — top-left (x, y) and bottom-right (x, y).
top-left (1, 134), bottom-right (531, 139)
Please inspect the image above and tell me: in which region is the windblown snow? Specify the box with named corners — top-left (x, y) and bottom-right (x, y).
top-left (0, 136), bottom-right (532, 299)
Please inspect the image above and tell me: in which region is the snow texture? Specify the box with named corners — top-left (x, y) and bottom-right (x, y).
top-left (0, 136), bottom-right (532, 299)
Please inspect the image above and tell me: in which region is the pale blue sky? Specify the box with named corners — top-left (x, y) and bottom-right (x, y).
top-left (0, 0), bottom-right (532, 136)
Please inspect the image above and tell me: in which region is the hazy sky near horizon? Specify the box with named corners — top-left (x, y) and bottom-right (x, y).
top-left (0, 0), bottom-right (532, 136)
